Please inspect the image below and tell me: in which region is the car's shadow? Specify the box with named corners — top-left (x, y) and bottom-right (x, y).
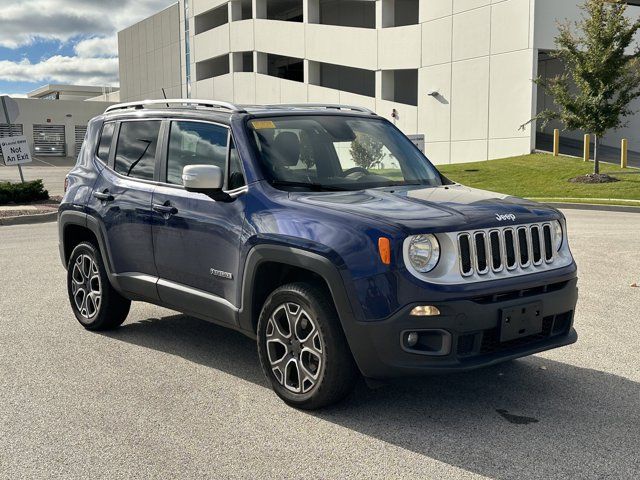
top-left (104, 314), bottom-right (640, 479)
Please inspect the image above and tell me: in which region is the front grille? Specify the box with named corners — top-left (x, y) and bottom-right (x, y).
top-left (456, 310), bottom-right (573, 358)
top-left (457, 223), bottom-right (556, 279)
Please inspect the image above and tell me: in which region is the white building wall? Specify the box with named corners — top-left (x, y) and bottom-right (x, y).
top-left (118, 3), bottom-right (182, 102)
top-left (6, 99), bottom-right (112, 157)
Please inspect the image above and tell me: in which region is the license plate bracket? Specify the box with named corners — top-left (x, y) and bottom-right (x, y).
top-left (500, 301), bottom-right (543, 342)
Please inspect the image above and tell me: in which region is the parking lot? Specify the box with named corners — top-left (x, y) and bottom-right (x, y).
top-left (1, 209), bottom-right (639, 479)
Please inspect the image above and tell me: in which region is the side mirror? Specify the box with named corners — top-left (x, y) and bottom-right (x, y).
top-left (182, 165), bottom-right (231, 201)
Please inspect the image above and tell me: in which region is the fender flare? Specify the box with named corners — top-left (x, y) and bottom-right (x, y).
top-left (238, 244), bottom-right (372, 374)
top-left (238, 243), bottom-right (364, 336)
top-left (58, 209), bottom-right (121, 290)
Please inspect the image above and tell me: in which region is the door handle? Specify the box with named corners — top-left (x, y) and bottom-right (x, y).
top-left (93, 190), bottom-right (114, 202)
top-left (153, 202), bottom-right (178, 216)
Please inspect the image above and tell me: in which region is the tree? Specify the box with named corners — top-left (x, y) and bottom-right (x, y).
top-left (299, 131), bottom-right (315, 170)
top-left (349, 133), bottom-right (385, 170)
top-left (531, 0), bottom-right (640, 174)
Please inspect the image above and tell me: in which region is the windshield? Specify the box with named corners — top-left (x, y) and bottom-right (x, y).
top-left (247, 115), bottom-right (442, 191)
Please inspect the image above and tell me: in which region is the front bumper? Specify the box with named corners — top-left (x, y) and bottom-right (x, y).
top-left (346, 277), bottom-right (578, 379)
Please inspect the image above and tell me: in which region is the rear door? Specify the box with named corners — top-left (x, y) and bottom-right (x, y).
top-left (88, 119), bottom-right (162, 299)
top-left (151, 119), bottom-right (247, 323)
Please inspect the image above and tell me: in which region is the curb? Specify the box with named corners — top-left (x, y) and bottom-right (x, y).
top-left (544, 202), bottom-right (640, 213)
top-left (0, 211), bottom-right (57, 226)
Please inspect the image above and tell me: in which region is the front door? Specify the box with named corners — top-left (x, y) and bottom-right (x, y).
top-left (151, 120), bottom-right (247, 324)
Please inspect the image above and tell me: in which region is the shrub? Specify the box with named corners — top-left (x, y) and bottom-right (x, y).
top-left (0, 179), bottom-right (49, 205)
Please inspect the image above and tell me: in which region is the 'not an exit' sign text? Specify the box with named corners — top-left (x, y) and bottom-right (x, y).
top-left (0, 135), bottom-right (32, 166)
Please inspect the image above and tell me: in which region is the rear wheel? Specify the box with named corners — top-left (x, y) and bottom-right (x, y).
top-left (67, 242), bottom-right (131, 330)
top-left (257, 282), bottom-right (358, 409)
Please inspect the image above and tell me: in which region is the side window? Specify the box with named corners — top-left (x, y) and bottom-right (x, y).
top-left (96, 122), bottom-right (115, 163)
top-left (167, 121), bottom-right (228, 185)
top-left (114, 121), bottom-right (161, 180)
top-left (228, 137), bottom-right (246, 190)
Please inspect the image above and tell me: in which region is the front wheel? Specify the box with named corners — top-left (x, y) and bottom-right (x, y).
top-left (67, 241), bottom-right (131, 330)
top-left (257, 282), bottom-right (358, 409)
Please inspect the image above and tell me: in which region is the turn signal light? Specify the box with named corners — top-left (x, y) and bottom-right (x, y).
top-left (378, 237), bottom-right (391, 265)
top-left (410, 305), bottom-right (441, 316)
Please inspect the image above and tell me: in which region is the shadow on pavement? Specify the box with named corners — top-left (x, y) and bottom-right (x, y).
top-left (106, 313), bottom-right (640, 479)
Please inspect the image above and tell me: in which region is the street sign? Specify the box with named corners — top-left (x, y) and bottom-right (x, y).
top-left (0, 135), bottom-right (32, 166)
top-left (0, 95), bottom-right (26, 182)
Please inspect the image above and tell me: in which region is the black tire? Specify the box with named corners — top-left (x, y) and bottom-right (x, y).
top-left (257, 282), bottom-right (358, 409)
top-left (67, 241), bottom-right (131, 331)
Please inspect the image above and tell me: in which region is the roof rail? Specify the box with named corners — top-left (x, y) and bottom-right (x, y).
top-left (266, 104), bottom-right (377, 115)
top-left (104, 99), bottom-right (247, 114)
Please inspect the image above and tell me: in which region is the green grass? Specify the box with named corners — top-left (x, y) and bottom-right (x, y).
top-left (437, 153), bottom-right (640, 204)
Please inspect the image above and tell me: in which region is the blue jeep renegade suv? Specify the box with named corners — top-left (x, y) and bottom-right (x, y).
top-left (59, 100), bottom-right (578, 409)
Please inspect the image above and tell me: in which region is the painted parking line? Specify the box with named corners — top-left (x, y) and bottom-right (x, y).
top-left (31, 157), bottom-right (58, 167)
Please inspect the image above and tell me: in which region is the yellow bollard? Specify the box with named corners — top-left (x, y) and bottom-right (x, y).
top-left (621, 138), bottom-right (628, 168)
top-left (553, 129), bottom-right (560, 156)
top-left (583, 134), bottom-right (590, 162)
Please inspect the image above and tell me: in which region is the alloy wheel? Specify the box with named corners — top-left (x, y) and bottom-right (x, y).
top-left (71, 254), bottom-right (102, 320)
top-left (265, 302), bottom-right (324, 394)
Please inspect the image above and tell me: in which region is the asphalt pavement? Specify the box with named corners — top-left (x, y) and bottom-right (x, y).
top-left (1, 210), bottom-right (639, 479)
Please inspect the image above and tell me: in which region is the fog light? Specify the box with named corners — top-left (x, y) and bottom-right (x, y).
top-left (410, 305), bottom-right (440, 316)
top-left (406, 332), bottom-right (419, 347)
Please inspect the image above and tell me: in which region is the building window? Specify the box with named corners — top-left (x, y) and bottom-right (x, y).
top-left (314, 0), bottom-right (375, 28)
top-left (381, 69), bottom-right (418, 106)
top-left (230, 0), bottom-right (252, 21)
top-left (232, 52), bottom-right (254, 73)
top-left (309, 61), bottom-right (376, 98)
top-left (382, 0), bottom-right (419, 27)
top-left (196, 54), bottom-right (230, 81)
top-left (258, 53), bottom-right (304, 82)
top-left (195, 4), bottom-right (229, 34)
top-left (266, 0), bottom-right (302, 22)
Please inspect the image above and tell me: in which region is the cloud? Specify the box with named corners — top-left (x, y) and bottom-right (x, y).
top-left (0, 0), bottom-right (174, 48)
top-left (0, 56), bottom-right (119, 86)
top-left (74, 37), bottom-right (118, 58)
top-left (0, 0), bottom-right (173, 87)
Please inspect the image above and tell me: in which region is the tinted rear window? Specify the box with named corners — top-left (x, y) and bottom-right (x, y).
top-left (96, 122), bottom-right (115, 163)
top-left (114, 121), bottom-right (161, 180)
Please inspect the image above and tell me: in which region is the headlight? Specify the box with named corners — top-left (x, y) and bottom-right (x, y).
top-left (407, 234), bottom-right (440, 273)
top-left (553, 220), bottom-right (563, 251)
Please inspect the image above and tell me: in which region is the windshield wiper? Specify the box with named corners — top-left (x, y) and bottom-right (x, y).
top-left (269, 180), bottom-right (349, 191)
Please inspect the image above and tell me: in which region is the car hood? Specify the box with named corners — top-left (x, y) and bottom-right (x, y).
top-left (292, 184), bottom-right (560, 233)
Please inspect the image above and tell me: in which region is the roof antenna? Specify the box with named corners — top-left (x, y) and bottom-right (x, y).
top-left (161, 88), bottom-right (169, 108)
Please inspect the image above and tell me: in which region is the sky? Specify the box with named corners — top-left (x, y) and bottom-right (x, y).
top-left (0, 0), bottom-right (175, 97)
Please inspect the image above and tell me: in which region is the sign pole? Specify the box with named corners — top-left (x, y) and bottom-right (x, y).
top-left (1, 96), bottom-right (25, 183)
